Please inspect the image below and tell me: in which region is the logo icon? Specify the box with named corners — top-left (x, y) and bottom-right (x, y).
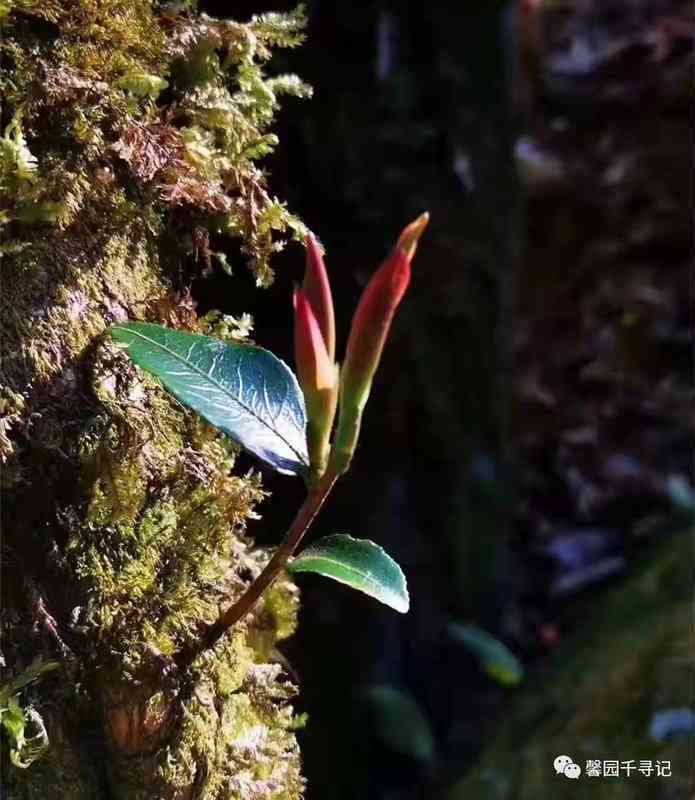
top-left (554, 755), bottom-right (582, 779)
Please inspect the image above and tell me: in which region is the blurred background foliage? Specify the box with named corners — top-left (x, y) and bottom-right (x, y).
top-left (196, 0), bottom-right (692, 797)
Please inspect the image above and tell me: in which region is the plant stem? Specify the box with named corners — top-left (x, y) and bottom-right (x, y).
top-left (187, 467), bottom-right (340, 661)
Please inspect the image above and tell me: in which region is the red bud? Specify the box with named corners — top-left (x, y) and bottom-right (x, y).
top-left (395, 211), bottom-right (430, 261)
top-left (303, 234), bottom-right (336, 361)
top-left (294, 288), bottom-right (334, 391)
top-left (294, 287), bottom-right (338, 476)
top-left (332, 212), bottom-right (429, 472)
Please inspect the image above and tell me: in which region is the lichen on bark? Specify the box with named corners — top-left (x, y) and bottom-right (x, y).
top-left (1, 2), bottom-right (310, 797)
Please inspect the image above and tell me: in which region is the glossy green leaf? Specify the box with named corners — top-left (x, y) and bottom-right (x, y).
top-left (111, 322), bottom-right (309, 476)
top-left (363, 685), bottom-right (436, 763)
top-left (287, 534), bottom-right (409, 613)
top-left (448, 623), bottom-right (524, 687)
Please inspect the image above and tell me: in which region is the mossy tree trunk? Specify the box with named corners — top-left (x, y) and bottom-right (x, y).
top-left (1, 3), bottom-right (310, 798)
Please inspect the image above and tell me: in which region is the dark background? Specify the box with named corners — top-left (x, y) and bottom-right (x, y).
top-left (198, 2), bottom-right (692, 798)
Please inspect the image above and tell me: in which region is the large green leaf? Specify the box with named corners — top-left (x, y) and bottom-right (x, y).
top-left (111, 322), bottom-right (309, 476)
top-left (287, 534), bottom-right (409, 613)
top-left (448, 623), bottom-right (523, 687)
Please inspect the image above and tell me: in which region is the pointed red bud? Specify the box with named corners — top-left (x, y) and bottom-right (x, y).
top-left (294, 287), bottom-right (339, 476)
top-left (303, 233), bottom-right (336, 362)
top-left (395, 211), bottom-right (430, 261)
top-left (294, 287), bottom-right (334, 392)
top-left (332, 212), bottom-right (429, 472)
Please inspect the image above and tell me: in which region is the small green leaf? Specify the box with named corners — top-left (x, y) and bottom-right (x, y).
top-left (287, 534), bottom-right (409, 613)
top-left (363, 685), bottom-right (436, 763)
top-left (448, 623), bottom-right (524, 687)
top-left (111, 322), bottom-right (309, 476)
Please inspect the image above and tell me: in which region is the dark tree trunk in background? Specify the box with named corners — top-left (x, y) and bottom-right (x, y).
top-left (263, 3), bottom-right (521, 798)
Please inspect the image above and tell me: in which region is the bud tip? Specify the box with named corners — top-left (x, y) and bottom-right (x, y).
top-left (397, 211), bottom-right (430, 259)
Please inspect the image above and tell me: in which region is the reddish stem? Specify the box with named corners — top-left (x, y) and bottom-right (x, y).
top-left (187, 467), bottom-right (340, 660)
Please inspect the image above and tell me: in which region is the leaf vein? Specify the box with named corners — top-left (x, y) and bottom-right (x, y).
top-left (120, 326), bottom-right (308, 466)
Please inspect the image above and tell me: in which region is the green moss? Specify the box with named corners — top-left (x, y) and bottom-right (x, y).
top-left (155, 665), bottom-right (303, 800)
top-left (2, 2), bottom-right (310, 797)
top-left (1, 0), bottom-right (311, 286)
top-left (246, 577), bottom-right (301, 664)
top-left (0, 385), bottom-right (25, 478)
top-left (68, 411), bottom-right (264, 659)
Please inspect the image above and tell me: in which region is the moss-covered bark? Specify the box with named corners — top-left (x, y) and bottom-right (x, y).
top-left (1, 2), bottom-right (310, 797)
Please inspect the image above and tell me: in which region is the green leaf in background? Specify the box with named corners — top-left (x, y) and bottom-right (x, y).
top-left (448, 623), bottom-right (524, 687)
top-left (111, 322), bottom-right (309, 476)
top-left (362, 685), bottom-right (436, 763)
top-left (0, 660), bottom-right (57, 769)
top-left (287, 534), bottom-right (409, 613)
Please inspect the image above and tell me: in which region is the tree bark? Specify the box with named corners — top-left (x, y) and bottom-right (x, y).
top-left (1, 3), bottom-right (309, 798)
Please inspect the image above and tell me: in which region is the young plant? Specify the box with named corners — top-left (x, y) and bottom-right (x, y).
top-left (111, 212), bottom-right (429, 656)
